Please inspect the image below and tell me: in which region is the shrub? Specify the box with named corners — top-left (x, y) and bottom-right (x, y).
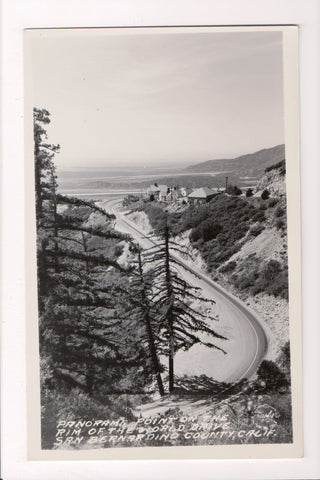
top-left (250, 224), bottom-right (264, 236)
top-left (246, 188), bottom-right (254, 197)
top-left (264, 259), bottom-right (282, 282)
top-left (275, 206), bottom-right (285, 217)
top-left (114, 244), bottom-right (124, 257)
top-left (189, 227), bottom-right (202, 242)
top-left (261, 189), bottom-right (270, 200)
top-left (201, 221), bottom-right (222, 241)
top-left (275, 219), bottom-right (285, 230)
top-left (231, 274), bottom-right (240, 288)
top-left (253, 260), bottom-right (288, 298)
top-left (238, 276), bottom-right (254, 289)
top-left (122, 194), bottom-right (140, 206)
top-left (250, 285), bottom-right (263, 295)
top-left (256, 360), bottom-right (288, 391)
top-left (190, 220), bottom-right (222, 243)
top-left (278, 341), bottom-right (291, 380)
top-left (225, 184), bottom-right (242, 196)
top-left (252, 211), bottom-right (266, 222)
top-left (220, 261), bottom-right (237, 273)
top-left (267, 272), bottom-right (288, 299)
top-left (268, 198), bottom-right (278, 208)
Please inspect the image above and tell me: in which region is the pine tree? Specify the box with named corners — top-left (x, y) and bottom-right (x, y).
top-left (33, 108), bottom-right (60, 220)
top-left (34, 108), bottom-right (150, 396)
top-left (143, 221), bottom-right (227, 393)
top-left (126, 248), bottom-right (165, 396)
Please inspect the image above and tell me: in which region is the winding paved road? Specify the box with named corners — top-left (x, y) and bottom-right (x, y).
top-left (103, 198), bottom-right (268, 383)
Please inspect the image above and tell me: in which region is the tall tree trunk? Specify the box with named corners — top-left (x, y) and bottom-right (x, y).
top-left (51, 166), bottom-right (59, 273)
top-left (38, 239), bottom-right (48, 312)
top-left (138, 252), bottom-right (165, 396)
top-left (81, 232), bottom-right (95, 395)
top-left (168, 310), bottom-right (174, 393)
top-left (164, 224), bottom-right (175, 393)
top-left (34, 154), bottom-right (43, 219)
top-left (144, 310), bottom-right (165, 396)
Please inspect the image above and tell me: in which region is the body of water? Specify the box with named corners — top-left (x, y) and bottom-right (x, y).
top-left (57, 166), bottom-right (222, 199)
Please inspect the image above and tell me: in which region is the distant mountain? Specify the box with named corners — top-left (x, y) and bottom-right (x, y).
top-left (185, 145), bottom-right (285, 181)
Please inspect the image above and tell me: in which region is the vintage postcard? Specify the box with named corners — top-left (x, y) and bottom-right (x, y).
top-left (24, 25), bottom-right (302, 460)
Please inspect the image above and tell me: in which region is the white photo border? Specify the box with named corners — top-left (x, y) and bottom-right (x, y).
top-left (24, 24), bottom-right (302, 462)
top-left (1, 1), bottom-right (320, 479)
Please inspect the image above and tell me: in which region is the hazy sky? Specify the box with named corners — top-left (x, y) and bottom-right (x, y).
top-left (28, 29), bottom-right (284, 168)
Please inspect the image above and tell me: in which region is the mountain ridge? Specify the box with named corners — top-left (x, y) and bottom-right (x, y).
top-left (185, 144), bottom-right (285, 177)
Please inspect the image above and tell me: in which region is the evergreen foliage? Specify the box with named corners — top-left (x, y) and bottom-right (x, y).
top-left (124, 248), bottom-right (166, 396)
top-left (143, 222), bottom-right (227, 393)
top-left (34, 108), bottom-right (150, 400)
top-left (256, 360), bottom-right (289, 391)
top-left (261, 189), bottom-right (270, 200)
top-left (225, 184), bottom-right (242, 196)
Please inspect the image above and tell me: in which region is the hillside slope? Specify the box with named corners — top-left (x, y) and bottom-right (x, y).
top-left (185, 144), bottom-right (285, 180)
top-left (216, 161), bottom-right (288, 360)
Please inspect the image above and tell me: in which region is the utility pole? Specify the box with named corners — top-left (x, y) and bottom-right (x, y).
top-left (225, 176), bottom-right (228, 190)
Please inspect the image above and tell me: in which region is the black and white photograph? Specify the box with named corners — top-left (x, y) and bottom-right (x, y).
top-left (24, 26), bottom-right (302, 459)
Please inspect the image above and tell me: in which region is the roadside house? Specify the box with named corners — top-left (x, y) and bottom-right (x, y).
top-left (146, 183), bottom-right (169, 201)
top-left (158, 185), bottom-right (170, 201)
top-left (188, 187), bottom-right (221, 204)
top-left (146, 183), bottom-right (161, 200)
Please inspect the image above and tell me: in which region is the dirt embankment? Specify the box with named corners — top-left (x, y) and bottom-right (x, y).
top-left (216, 274), bottom-right (289, 362)
top-left (126, 211), bottom-right (153, 234)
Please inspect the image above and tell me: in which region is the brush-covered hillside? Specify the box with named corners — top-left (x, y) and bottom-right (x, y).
top-left (217, 159), bottom-right (288, 298)
top-left (134, 160), bottom-right (288, 298)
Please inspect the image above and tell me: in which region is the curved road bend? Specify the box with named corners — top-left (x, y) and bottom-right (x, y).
top-left (103, 198), bottom-right (268, 384)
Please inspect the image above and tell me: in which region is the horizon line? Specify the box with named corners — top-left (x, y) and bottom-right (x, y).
top-left (55, 143), bottom-right (285, 171)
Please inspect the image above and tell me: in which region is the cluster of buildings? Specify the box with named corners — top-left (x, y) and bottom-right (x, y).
top-left (145, 183), bottom-right (222, 205)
